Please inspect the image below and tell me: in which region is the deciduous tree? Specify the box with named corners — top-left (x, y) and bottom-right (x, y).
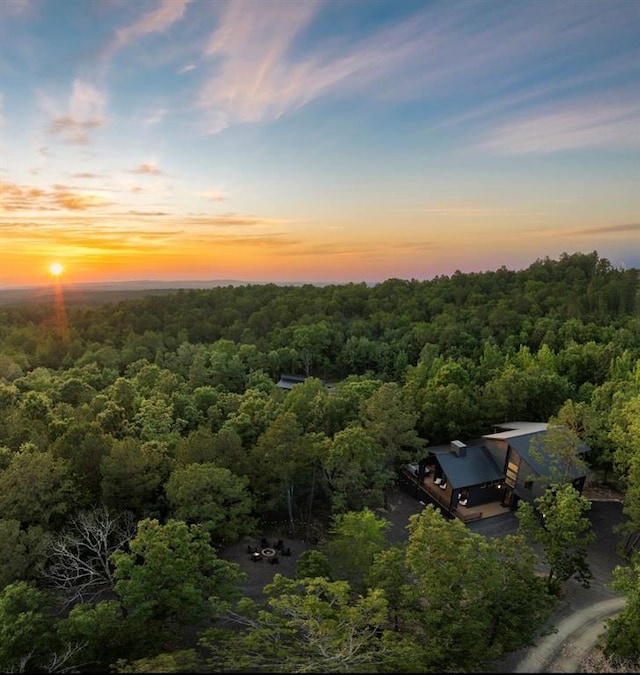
top-left (517, 483), bottom-right (595, 593)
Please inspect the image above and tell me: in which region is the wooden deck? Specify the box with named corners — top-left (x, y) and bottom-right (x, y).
top-left (403, 470), bottom-right (510, 523)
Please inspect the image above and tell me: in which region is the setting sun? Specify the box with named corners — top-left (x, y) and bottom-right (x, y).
top-left (50, 263), bottom-right (64, 277)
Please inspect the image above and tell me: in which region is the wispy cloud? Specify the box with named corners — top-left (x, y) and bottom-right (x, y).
top-left (0, 216), bottom-right (300, 259)
top-left (108, 0), bottom-right (191, 56)
top-left (46, 79), bottom-right (106, 144)
top-left (0, 0), bottom-right (31, 18)
top-left (0, 220), bottom-right (184, 254)
top-left (184, 213), bottom-right (288, 228)
top-left (478, 99), bottom-right (640, 155)
top-left (572, 223), bottom-right (640, 236)
top-left (201, 189), bottom-right (225, 202)
top-left (0, 180), bottom-right (112, 212)
top-left (124, 210), bottom-right (169, 217)
top-left (195, 0), bottom-right (640, 140)
top-left (143, 108), bottom-right (167, 125)
top-left (411, 202), bottom-right (547, 218)
top-left (130, 162), bottom-right (162, 175)
top-left (53, 191), bottom-right (111, 210)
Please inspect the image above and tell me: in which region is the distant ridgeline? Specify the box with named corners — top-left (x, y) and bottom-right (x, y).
top-left (0, 251), bottom-right (637, 383)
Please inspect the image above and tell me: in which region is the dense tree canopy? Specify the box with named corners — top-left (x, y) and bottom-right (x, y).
top-left (0, 251), bottom-right (638, 670)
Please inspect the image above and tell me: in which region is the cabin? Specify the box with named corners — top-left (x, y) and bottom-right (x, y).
top-left (276, 374), bottom-right (308, 390)
top-left (404, 421), bottom-right (590, 522)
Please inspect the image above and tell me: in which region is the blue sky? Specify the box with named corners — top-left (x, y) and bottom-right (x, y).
top-left (1, 0), bottom-right (639, 287)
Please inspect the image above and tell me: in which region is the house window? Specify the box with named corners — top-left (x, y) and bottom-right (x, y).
top-left (524, 479), bottom-right (533, 490)
top-left (505, 460), bottom-right (518, 488)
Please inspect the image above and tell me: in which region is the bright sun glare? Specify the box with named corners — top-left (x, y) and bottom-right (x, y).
top-left (50, 262), bottom-right (64, 277)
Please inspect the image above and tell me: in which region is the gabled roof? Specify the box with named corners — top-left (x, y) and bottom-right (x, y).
top-left (430, 444), bottom-right (503, 490)
top-left (484, 428), bottom-right (589, 480)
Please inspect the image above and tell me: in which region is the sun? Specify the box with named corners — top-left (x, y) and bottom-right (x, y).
top-left (49, 262), bottom-right (64, 277)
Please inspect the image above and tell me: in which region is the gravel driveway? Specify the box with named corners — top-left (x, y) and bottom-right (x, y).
top-left (481, 499), bottom-right (628, 673)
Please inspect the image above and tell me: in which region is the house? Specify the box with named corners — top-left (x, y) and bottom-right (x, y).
top-left (406, 421), bottom-right (590, 522)
top-left (276, 374), bottom-right (308, 390)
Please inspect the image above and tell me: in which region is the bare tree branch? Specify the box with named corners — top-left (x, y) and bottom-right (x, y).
top-left (45, 507), bottom-right (136, 606)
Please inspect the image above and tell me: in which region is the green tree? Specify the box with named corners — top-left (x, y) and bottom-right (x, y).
top-left (517, 483), bottom-right (595, 593)
top-left (203, 575), bottom-right (394, 673)
top-left (165, 463), bottom-right (256, 543)
top-left (101, 438), bottom-right (173, 516)
top-left (0, 450), bottom-right (82, 529)
top-left (0, 582), bottom-right (56, 673)
top-left (325, 509), bottom-right (389, 591)
top-left (295, 549), bottom-right (332, 580)
top-left (134, 395), bottom-right (176, 442)
top-left (112, 519), bottom-right (245, 649)
top-left (529, 420), bottom-right (589, 488)
top-left (175, 426), bottom-right (220, 466)
top-left (292, 322), bottom-right (335, 376)
top-left (251, 412), bottom-right (320, 530)
top-left (361, 382), bottom-right (426, 508)
top-left (114, 649), bottom-right (203, 673)
top-left (58, 600), bottom-right (143, 672)
top-left (281, 376), bottom-right (329, 433)
top-left (0, 520), bottom-right (48, 590)
top-left (602, 552), bottom-right (640, 662)
top-left (51, 421), bottom-right (112, 500)
top-left (324, 425), bottom-right (388, 513)
top-left (404, 504), bottom-right (555, 670)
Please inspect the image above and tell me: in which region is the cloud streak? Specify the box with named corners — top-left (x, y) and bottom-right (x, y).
top-left (478, 99), bottom-right (640, 155)
top-left (109, 0), bottom-right (191, 56)
top-left (572, 223), bottom-right (640, 236)
top-left (46, 79), bottom-right (106, 144)
top-left (130, 162), bottom-right (163, 175)
top-left (0, 180), bottom-right (112, 212)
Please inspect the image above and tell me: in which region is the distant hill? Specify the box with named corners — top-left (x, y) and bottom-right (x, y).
top-left (0, 279), bottom-right (344, 307)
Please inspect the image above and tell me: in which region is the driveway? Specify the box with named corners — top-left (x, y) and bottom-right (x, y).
top-left (382, 489), bottom-right (628, 672)
top-left (475, 499), bottom-right (628, 673)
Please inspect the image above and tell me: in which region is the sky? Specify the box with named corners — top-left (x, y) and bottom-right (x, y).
top-left (0, 0), bottom-right (639, 288)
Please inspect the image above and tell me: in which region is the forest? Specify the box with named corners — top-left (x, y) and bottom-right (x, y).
top-left (1, 250), bottom-right (639, 672)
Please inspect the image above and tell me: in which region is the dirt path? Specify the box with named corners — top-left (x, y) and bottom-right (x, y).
top-left (513, 596), bottom-right (625, 673)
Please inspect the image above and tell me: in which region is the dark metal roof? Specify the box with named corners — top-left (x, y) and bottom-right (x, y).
top-left (497, 430), bottom-right (589, 480)
top-left (276, 374), bottom-right (307, 390)
top-left (431, 445), bottom-right (503, 489)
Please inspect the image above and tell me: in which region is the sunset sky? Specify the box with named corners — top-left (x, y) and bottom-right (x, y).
top-left (1, 0), bottom-right (639, 288)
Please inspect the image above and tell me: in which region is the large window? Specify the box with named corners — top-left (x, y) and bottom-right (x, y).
top-left (505, 459), bottom-right (519, 488)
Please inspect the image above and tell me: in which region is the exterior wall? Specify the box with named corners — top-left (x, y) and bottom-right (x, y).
top-left (467, 484), bottom-right (502, 506)
top-left (513, 459), bottom-right (539, 503)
